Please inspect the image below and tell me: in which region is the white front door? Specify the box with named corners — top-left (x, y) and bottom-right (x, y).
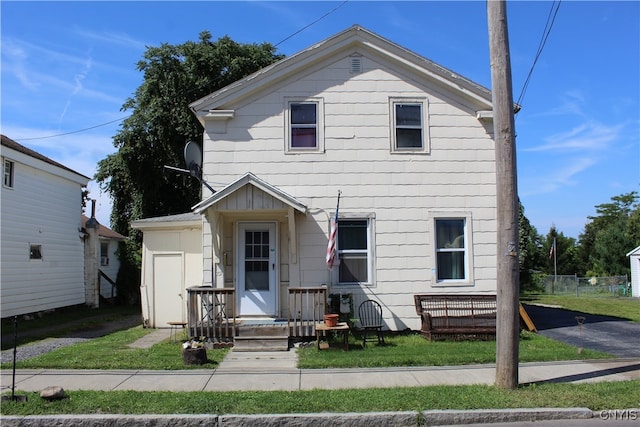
top-left (237, 222), bottom-right (277, 316)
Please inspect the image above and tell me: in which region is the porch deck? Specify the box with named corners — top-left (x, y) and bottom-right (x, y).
top-left (186, 286), bottom-right (327, 342)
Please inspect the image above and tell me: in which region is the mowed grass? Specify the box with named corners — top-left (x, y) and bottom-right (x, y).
top-left (2, 380), bottom-right (639, 416)
top-left (3, 327), bottom-right (609, 371)
top-left (298, 331), bottom-right (610, 369)
top-left (1, 327), bottom-right (227, 370)
top-left (523, 294), bottom-right (640, 322)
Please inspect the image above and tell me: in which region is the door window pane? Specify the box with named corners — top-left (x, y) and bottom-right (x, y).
top-left (245, 231), bottom-right (270, 291)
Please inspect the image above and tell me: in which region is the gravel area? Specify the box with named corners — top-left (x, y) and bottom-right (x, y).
top-left (1, 338), bottom-right (90, 364)
top-left (1, 314), bottom-right (141, 364)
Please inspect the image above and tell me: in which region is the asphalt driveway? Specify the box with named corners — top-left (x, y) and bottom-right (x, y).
top-left (522, 303), bottom-right (640, 358)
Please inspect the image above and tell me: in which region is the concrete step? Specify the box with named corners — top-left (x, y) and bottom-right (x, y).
top-left (233, 335), bottom-right (289, 352)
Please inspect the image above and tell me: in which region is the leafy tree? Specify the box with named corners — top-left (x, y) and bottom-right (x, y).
top-left (95, 32), bottom-right (284, 302)
top-left (518, 200), bottom-right (544, 290)
top-left (544, 226), bottom-right (578, 276)
top-left (578, 191), bottom-right (639, 276)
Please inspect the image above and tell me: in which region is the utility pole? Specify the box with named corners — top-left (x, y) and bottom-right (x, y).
top-left (488, 0), bottom-right (520, 389)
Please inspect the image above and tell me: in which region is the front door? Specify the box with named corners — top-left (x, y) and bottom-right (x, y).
top-left (237, 222), bottom-right (277, 316)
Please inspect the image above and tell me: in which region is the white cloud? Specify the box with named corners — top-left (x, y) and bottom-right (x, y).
top-left (526, 121), bottom-right (623, 152)
top-left (520, 156), bottom-right (597, 197)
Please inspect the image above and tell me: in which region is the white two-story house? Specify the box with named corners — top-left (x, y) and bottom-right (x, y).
top-left (133, 25), bottom-right (498, 333)
top-left (1, 135), bottom-right (91, 318)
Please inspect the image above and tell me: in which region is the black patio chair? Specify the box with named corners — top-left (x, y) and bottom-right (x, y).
top-left (358, 300), bottom-right (385, 347)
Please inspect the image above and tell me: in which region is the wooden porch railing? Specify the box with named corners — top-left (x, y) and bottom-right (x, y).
top-left (288, 286), bottom-right (327, 337)
top-left (186, 287), bottom-right (235, 340)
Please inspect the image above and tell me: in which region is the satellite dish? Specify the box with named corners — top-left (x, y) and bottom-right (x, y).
top-left (164, 140), bottom-right (215, 194)
top-left (184, 141), bottom-right (202, 178)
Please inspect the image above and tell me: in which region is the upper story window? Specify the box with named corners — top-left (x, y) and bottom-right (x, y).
top-left (3, 158), bottom-right (14, 188)
top-left (285, 98), bottom-right (324, 153)
top-left (390, 98), bottom-right (430, 153)
top-left (100, 242), bottom-right (110, 266)
top-left (435, 218), bottom-right (466, 281)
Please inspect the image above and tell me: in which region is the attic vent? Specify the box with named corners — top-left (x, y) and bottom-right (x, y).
top-left (350, 56), bottom-right (362, 74)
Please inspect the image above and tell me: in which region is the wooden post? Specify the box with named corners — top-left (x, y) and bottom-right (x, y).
top-left (487, 0), bottom-right (520, 389)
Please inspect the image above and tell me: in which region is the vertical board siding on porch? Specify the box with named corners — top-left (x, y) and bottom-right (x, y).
top-left (187, 287), bottom-right (236, 339)
top-left (288, 287), bottom-right (327, 337)
top-left (215, 185), bottom-right (289, 211)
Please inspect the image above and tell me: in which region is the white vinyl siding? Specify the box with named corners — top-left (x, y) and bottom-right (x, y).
top-left (197, 44), bottom-right (496, 329)
top-left (1, 147), bottom-right (88, 317)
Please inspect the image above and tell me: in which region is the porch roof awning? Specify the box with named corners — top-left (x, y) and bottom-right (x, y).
top-left (192, 172), bottom-right (307, 214)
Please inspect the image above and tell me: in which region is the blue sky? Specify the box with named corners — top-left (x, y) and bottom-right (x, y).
top-left (1, 1), bottom-right (638, 238)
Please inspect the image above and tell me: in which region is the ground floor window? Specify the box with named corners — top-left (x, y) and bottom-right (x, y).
top-left (337, 218), bottom-right (372, 284)
top-left (435, 218), bottom-right (466, 281)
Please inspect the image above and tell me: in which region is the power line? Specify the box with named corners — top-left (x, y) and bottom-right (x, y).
top-left (516, 0), bottom-right (562, 110)
top-left (17, 3), bottom-right (350, 142)
top-left (274, 0), bottom-right (349, 47)
top-left (15, 116), bottom-right (129, 142)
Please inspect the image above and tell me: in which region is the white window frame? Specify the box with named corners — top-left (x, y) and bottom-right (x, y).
top-left (389, 97), bottom-right (430, 154)
top-left (100, 242), bottom-right (110, 266)
top-left (284, 97), bottom-right (324, 153)
top-left (430, 212), bottom-right (474, 286)
top-left (333, 213), bottom-right (376, 287)
top-left (3, 158), bottom-right (14, 188)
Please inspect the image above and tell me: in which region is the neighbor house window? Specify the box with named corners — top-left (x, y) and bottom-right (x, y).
top-left (30, 244), bottom-right (42, 260)
top-left (100, 242), bottom-right (109, 266)
top-left (435, 219), bottom-right (466, 281)
top-left (337, 218), bottom-right (374, 285)
top-left (3, 158), bottom-right (14, 188)
top-left (285, 98), bottom-right (324, 153)
top-left (390, 98), bottom-right (429, 153)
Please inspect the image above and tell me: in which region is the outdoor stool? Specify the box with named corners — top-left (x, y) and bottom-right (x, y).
top-left (168, 321), bottom-right (187, 342)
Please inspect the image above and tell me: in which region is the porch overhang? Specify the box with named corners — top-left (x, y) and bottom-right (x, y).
top-left (192, 172), bottom-right (307, 214)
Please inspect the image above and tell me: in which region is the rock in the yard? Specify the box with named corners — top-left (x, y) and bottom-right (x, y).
top-left (40, 386), bottom-right (66, 400)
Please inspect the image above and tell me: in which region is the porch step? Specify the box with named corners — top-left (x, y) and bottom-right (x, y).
top-left (233, 322), bottom-right (289, 351)
top-left (236, 323), bottom-right (288, 337)
top-left (233, 335), bottom-right (289, 352)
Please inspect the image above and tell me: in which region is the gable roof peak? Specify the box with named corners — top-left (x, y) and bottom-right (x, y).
top-left (189, 24), bottom-right (493, 118)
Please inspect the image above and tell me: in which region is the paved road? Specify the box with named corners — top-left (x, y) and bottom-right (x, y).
top-left (523, 304), bottom-right (640, 358)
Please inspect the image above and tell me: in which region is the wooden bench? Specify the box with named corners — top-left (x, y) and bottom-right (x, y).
top-left (414, 294), bottom-right (496, 341)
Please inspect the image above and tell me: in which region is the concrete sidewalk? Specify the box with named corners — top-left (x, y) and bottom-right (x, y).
top-left (2, 351), bottom-right (639, 393)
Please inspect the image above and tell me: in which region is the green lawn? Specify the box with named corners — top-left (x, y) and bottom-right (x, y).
top-left (2, 380), bottom-right (639, 415)
top-left (298, 331), bottom-right (609, 369)
top-left (522, 294), bottom-right (640, 322)
top-left (1, 327), bottom-right (227, 370)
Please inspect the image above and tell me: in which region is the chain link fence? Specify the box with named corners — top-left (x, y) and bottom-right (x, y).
top-left (543, 275), bottom-right (630, 297)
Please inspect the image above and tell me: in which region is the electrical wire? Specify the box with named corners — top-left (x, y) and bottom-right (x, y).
top-left (274, 0), bottom-right (349, 47)
top-left (14, 116), bottom-right (129, 142)
top-left (516, 0), bottom-right (562, 110)
top-left (16, 2), bottom-right (350, 142)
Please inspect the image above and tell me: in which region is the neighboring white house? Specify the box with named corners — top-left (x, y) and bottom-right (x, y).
top-left (81, 214), bottom-right (125, 300)
top-left (627, 246), bottom-right (640, 297)
top-left (1, 135), bottom-right (91, 318)
top-left (133, 25), bottom-right (499, 331)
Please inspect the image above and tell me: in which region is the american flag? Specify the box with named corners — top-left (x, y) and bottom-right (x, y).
top-left (326, 191), bottom-right (341, 270)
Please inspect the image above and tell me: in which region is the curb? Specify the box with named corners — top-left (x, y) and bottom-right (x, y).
top-left (0, 408), bottom-right (599, 426)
